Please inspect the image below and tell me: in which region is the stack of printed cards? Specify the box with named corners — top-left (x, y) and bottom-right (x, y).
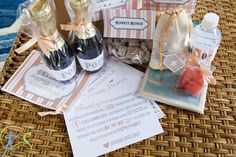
top-left (2, 51), bottom-right (165, 157)
top-left (138, 67), bottom-right (207, 114)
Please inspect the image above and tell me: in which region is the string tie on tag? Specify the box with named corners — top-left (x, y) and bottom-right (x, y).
top-left (37, 109), bottom-right (63, 117)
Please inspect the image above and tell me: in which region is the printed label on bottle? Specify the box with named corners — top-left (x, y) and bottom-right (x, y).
top-left (47, 59), bottom-right (77, 81)
top-left (78, 51), bottom-right (104, 72)
top-left (192, 47), bottom-right (219, 67)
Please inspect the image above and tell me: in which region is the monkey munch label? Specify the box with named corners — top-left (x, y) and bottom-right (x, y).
top-left (103, 9), bottom-right (156, 39)
top-left (110, 17), bottom-right (149, 30)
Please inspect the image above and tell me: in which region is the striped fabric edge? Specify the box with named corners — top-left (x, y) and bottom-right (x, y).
top-left (142, 0), bottom-right (197, 15)
top-left (2, 50), bottom-right (90, 112)
top-left (93, 0), bottom-right (143, 21)
top-left (103, 9), bottom-right (156, 39)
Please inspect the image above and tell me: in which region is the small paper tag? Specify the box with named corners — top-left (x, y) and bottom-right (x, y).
top-left (93, 0), bottom-right (143, 21)
top-left (142, 0), bottom-right (197, 15)
top-left (103, 9), bottom-right (156, 39)
top-left (163, 54), bottom-right (185, 72)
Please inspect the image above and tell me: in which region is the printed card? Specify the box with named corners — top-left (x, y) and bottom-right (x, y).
top-left (93, 0), bottom-right (143, 21)
top-left (79, 61), bottom-right (165, 119)
top-left (1, 51), bottom-right (91, 112)
top-left (138, 67), bottom-right (207, 114)
top-left (103, 9), bottom-right (156, 39)
top-left (2, 51), bottom-right (165, 156)
top-left (70, 60), bottom-right (165, 119)
top-left (64, 60), bottom-right (164, 157)
top-left (142, 0), bottom-right (197, 15)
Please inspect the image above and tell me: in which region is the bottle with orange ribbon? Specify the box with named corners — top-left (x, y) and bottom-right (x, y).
top-left (176, 13), bottom-right (220, 96)
top-left (62, 0), bottom-right (106, 73)
top-left (16, 0), bottom-right (77, 81)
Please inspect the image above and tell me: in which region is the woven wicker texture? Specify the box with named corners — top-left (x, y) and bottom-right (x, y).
top-left (0, 0), bottom-right (236, 156)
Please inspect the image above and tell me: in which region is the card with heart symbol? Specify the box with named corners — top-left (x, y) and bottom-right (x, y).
top-left (64, 60), bottom-right (164, 157)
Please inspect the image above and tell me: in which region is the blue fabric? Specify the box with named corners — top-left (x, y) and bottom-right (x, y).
top-left (0, 0), bottom-right (25, 70)
top-left (0, 34), bottom-right (16, 47)
top-left (0, 32), bottom-right (17, 40)
top-left (0, 0), bottom-right (25, 28)
top-left (0, 33), bottom-right (17, 54)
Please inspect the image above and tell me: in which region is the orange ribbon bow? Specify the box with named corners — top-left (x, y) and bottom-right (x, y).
top-left (188, 51), bottom-right (217, 85)
top-left (61, 21), bottom-right (93, 33)
top-left (15, 30), bottom-right (59, 58)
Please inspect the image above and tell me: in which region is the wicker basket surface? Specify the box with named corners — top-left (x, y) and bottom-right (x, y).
top-left (0, 0), bottom-right (236, 156)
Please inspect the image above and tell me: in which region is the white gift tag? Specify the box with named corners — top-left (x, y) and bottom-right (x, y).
top-left (163, 54), bottom-right (185, 72)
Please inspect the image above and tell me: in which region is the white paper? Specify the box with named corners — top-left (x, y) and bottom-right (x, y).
top-left (73, 60), bottom-right (165, 119)
top-left (95, 0), bottom-right (128, 12)
top-left (64, 60), bottom-right (164, 157)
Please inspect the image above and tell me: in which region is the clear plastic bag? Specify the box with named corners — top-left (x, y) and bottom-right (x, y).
top-left (177, 66), bottom-right (206, 96)
top-left (16, 0), bottom-right (76, 81)
top-left (176, 51), bottom-right (216, 96)
top-left (150, 7), bottom-right (192, 72)
top-left (105, 38), bottom-right (152, 66)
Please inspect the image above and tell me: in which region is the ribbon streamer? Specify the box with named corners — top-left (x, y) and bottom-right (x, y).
top-left (15, 31), bottom-right (59, 58)
top-left (188, 51), bottom-right (217, 85)
top-left (37, 109), bottom-right (63, 117)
